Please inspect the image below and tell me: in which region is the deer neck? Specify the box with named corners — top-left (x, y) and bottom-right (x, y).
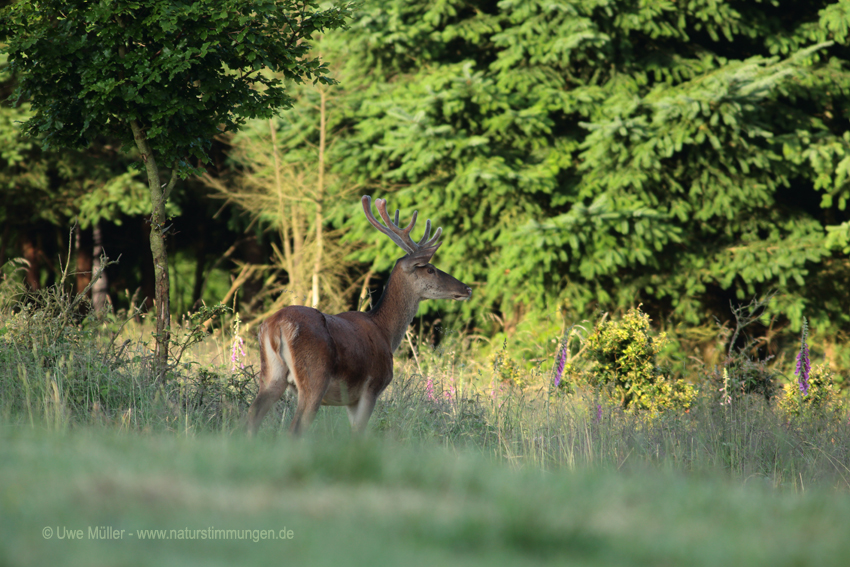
top-left (368, 261), bottom-right (420, 353)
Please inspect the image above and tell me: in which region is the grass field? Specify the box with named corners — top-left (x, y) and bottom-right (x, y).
top-left (3, 425), bottom-right (850, 567)
top-left (2, 280), bottom-right (850, 566)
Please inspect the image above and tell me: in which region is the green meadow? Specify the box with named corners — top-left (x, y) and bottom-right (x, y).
top-left (2, 423), bottom-right (850, 567)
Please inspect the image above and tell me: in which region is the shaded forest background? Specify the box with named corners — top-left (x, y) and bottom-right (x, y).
top-left (3, 0), bottom-right (850, 384)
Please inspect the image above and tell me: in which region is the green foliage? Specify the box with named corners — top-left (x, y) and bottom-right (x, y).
top-left (778, 363), bottom-right (847, 418)
top-left (1, 0), bottom-right (354, 367)
top-left (0, 62), bottom-right (150, 230)
top-left (0, 0), bottom-right (353, 176)
top-left (235, 0), bottom-right (850, 350)
top-left (167, 302), bottom-right (231, 370)
top-left (584, 307), bottom-right (697, 411)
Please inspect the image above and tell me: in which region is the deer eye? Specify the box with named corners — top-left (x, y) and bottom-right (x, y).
top-left (427, 267), bottom-right (435, 275)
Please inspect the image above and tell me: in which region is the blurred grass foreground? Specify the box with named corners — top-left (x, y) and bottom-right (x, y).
top-left (2, 267), bottom-right (850, 566)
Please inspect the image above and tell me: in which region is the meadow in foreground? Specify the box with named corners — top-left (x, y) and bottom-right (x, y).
top-left (3, 426), bottom-right (850, 567)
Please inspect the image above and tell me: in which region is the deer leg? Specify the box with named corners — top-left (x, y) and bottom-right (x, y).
top-left (246, 367), bottom-right (289, 436)
top-left (345, 404), bottom-right (358, 429)
top-left (289, 391), bottom-right (325, 435)
top-left (247, 330), bottom-right (290, 436)
top-left (289, 371), bottom-right (331, 436)
top-left (347, 391), bottom-right (378, 435)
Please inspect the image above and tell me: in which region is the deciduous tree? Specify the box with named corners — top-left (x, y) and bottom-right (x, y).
top-left (1, 0), bottom-right (352, 374)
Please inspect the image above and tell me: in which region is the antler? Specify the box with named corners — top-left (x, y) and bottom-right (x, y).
top-left (362, 195), bottom-right (442, 255)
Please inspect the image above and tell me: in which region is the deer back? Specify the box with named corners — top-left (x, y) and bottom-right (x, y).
top-left (267, 305), bottom-right (395, 403)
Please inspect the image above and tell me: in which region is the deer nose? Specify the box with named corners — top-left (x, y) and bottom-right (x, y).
top-left (465, 286), bottom-right (472, 297)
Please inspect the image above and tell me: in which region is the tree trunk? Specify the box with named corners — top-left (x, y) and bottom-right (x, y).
top-left (75, 226), bottom-right (93, 296)
top-left (20, 231), bottom-right (42, 291)
top-left (130, 119), bottom-right (173, 378)
top-left (269, 118), bottom-right (298, 302)
top-left (91, 222), bottom-right (110, 310)
top-left (0, 221), bottom-right (11, 267)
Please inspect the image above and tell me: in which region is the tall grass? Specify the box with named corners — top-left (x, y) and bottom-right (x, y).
top-left (1, 263), bottom-right (849, 492)
top-left (0, 260), bottom-right (251, 433)
top-left (373, 363), bottom-right (850, 490)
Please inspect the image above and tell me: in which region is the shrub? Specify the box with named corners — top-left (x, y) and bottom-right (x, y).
top-left (0, 256), bottom-right (246, 429)
top-left (778, 363), bottom-right (845, 419)
top-left (778, 321), bottom-right (846, 419)
top-left (583, 307), bottom-right (696, 412)
top-left (709, 355), bottom-right (778, 406)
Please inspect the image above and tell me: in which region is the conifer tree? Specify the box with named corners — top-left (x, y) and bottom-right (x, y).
top-left (263, 0), bottom-right (850, 342)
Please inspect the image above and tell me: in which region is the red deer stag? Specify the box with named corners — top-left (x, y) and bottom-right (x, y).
top-left (247, 195), bottom-right (472, 435)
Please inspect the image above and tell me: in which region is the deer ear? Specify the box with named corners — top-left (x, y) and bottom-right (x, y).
top-left (403, 242), bottom-right (441, 271)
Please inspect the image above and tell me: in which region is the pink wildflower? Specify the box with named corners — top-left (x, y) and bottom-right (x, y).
top-left (425, 377), bottom-right (435, 401)
top-left (230, 336), bottom-right (246, 371)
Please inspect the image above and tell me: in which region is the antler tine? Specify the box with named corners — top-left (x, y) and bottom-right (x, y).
top-left (418, 223), bottom-right (442, 248)
top-left (362, 195), bottom-right (417, 254)
top-left (377, 198), bottom-right (425, 253)
top-left (361, 195), bottom-right (444, 256)
top-left (376, 199), bottom-right (417, 239)
top-left (417, 219), bottom-right (432, 245)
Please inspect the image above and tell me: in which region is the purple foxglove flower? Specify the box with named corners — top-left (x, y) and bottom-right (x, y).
top-left (554, 344), bottom-right (567, 387)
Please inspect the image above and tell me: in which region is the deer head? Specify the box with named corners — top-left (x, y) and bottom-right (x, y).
top-left (362, 195), bottom-right (471, 301)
